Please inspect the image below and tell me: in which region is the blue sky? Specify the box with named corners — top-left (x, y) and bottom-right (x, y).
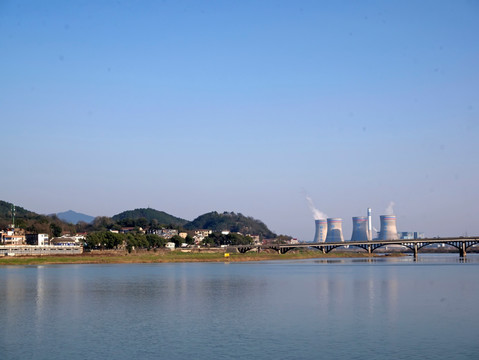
top-left (1, 0), bottom-right (478, 239)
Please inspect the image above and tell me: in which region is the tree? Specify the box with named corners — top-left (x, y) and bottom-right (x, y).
top-left (150, 219), bottom-right (160, 230)
top-left (136, 217), bottom-right (148, 229)
top-left (185, 234), bottom-right (194, 245)
top-left (202, 236), bottom-right (215, 247)
top-left (170, 235), bottom-right (184, 247)
top-left (202, 232), bottom-right (253, 246)
top-left (50, 223), bottom-right (62, 237)
top-left (26, 224), bottom-right (38, 233)
top-left (92, 216), bottom-right (115, 231)
top-left (146, 234), bottom-right (166, 248)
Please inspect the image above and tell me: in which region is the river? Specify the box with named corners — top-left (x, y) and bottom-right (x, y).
top-left (1, 254), bottom-right (478, 359)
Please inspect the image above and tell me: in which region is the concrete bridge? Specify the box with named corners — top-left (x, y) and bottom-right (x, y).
top-left (236, 237), bottom-right (479, 258)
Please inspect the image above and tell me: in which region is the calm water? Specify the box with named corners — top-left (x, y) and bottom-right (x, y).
top-left (1, 254), bottom-right (478, 360)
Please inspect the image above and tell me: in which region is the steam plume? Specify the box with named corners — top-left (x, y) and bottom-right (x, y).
top-left (306, 196), bottom-right (327, 220)
top-left (385, 201), bottom-right (395, 215)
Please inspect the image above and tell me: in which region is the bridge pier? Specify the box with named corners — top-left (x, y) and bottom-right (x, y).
top-left (459, 242), bottom-right (466, 258)
top-left (413, 243), bottom-right (418, 260)
top-left (367, 244), bottom-right (371, 254)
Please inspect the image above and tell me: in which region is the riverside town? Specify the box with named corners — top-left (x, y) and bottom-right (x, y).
top-left (1, 201), bottom-right (478, 260)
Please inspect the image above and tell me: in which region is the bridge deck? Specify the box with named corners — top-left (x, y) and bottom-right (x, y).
top-left (236, 237), bottom-right (479, 257)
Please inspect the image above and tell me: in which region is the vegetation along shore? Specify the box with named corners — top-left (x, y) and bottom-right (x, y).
top-left (0, 250), bottom-right (405, 266)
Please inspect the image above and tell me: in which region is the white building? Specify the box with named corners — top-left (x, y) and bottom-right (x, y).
top-left (26, 234), bottom-right (49, 246)
top-left (165, 242), bottom-right (175, 250)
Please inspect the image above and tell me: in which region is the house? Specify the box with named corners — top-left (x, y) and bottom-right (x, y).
top-left (147, 229), bottom-right (178, 239)
top-left (247, 235), bottom-right (261, 245)
top-left (1, 228), bottom-right (26, 245)
top-left (193, 230), bottom-right (212, 244)
top-left (165, 242), bottom-right (175, 250)
top-left (25, 234), bottom-right (49, 246)
top-left (119, 227), bottom-right (145, 234)
top-left (50, 236), bottom-right (79, 246)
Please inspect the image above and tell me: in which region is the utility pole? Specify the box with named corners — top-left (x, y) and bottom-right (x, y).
top-left (12, 204), bottom-right (16, 229)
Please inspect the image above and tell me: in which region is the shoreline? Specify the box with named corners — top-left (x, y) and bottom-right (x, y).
top-left (0, 250), bottom-right (406, 266)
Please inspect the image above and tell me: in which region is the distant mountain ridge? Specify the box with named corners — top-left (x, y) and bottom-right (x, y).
top-left (56, 210), bottom-right (95, 224)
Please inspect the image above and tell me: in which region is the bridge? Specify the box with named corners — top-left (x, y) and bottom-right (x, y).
top-left (236, 237), bottom-right (479, 258)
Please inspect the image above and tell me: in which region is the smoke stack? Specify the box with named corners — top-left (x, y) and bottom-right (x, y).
top-left (351, 216), bottom-right (369, 241)
top-left (367, 208), bottom-right (372, 240)
top-left (378, 215), bottom-right (399, 240)
top-left (325, 218), bottom-right (344, 242)
top-left (313, 219), bottom-right (327, 243)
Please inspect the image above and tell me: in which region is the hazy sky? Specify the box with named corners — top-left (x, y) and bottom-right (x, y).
top-left (1, 0), bottom-right (478, 240)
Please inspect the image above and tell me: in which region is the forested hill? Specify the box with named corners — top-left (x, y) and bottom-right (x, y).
top-left (0, 200), bottom-right (76, 236)
top-left (0, 200), bottom-right (39, 224)
top-left (184, 211), bottom-right (277, 239)
top-left (112, 208), bottom-right (188, 227)
top-left (1, 201), bottom-right (280, 239)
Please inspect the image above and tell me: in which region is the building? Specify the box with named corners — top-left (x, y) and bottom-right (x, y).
top-left (120, 227), bottom-right (145, 234)
top-left (1, 228), bottom-right (26, 245)
top-left (50, 236), bottom-right (80, 246)
top-left (165, 242), bottom-right (175, 250)
top-left (400, 231), bottom-right (425, 240)
top-left (399, 232), bottom-right (414, 240)
top-left (26, 234), bottom-right (49, 246)
top-left (147, 228), bottom-right (178, 239)
top-left (193, 230), bottom-right (212, 244)
top-left (247, 235), bottom-right (261, 245)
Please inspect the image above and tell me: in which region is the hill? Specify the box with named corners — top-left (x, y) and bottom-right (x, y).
top-left (56, 210), bottom-right (95, 224)
top-left (112, 208), bottom-right (188, 226)
top-left (0, 200), bottom-right (38, 221)
top-left (184, 211), bottom-right (277, 238)
top-left (0, 200), bottom-right (76, 235)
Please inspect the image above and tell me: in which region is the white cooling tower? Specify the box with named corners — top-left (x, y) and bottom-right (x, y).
top-left (378, 215), bottom-right (399, 240)
top-left (325, 218), bottom-right (344, 243)
top-left (313, 219), bottom-right (327, 243)
top-left (367, 208), bottom-right (372, 240)
top-left (351, 216), bottom-right (369, 241)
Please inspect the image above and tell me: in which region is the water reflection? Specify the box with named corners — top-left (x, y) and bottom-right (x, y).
top-left (1, 258), bottom-right (478, 360)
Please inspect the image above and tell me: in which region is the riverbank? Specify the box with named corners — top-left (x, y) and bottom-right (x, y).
top-left (0, 250), bottom-right (404, 266)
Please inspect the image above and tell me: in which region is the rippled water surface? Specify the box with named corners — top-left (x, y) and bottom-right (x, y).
top-left (1, 254), bottom-right (478, 359)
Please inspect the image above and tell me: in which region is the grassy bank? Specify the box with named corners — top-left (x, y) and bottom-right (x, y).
top-left (0, 250), bottom-right (397, 266)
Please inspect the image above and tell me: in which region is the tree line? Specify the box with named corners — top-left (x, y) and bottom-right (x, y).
top-left (84, 231), bottom-right (254, 251)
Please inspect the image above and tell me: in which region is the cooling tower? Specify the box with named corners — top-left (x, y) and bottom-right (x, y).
top-left (351, 216), bottom-right (369, 241)
top-left (367, 208), bottom-right (372, 240)
top-left (325, 218), bottom-right (344, 243)
top-left (313, 219), bottom-right (327, 243)
top-left (378, 215), bottom-right (399, 240)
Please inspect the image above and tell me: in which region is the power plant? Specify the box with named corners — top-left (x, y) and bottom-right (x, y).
top-left (325, 218), bottom-right (344, 242)
top-left (310, 207), bottom-right (403, 242)
top-left (351, 216), bottom-right (369, 241)
top-left (309, 203), bottom-right (404, 242)
top-left (378, 215), bottom-right (399, 240)
top-left (313, 219), bottom-right (327, 242)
